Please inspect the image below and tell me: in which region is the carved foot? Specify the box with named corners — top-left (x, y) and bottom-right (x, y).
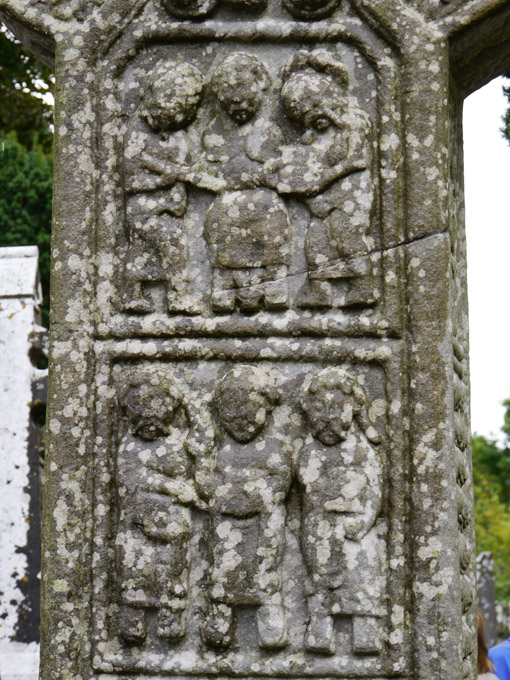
top-left (121, 288), bottom-right (154, 314)
top-left (237, 287), bottom-right (263, 313)
top-left (119, 605), bottom-right (147, 644)
top-left (256, 603), bottom-right (288, 649)
top-left (211, 289), bottom-right (235, 314)
top-left (202, 602), bottom-right (235, 648)
top-left (305, 615), bottom-right (335, 655)
top-left (296, 279), bottom-right (332, 309)
top-left (352, 616), bottom-right (380, 654)
top-left (157, 606), bottom-right (186, 641)
top-left (167, 295), bottom-right (202, 315)
top-left (264, 280), bottom-right (289, 310)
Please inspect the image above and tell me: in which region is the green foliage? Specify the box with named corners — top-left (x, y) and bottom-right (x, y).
top-left (0, 134), bottom-right (53, 326)
top-left (473, 402), bottom-right (510, 600)
top-left (473, 422), bottom-right (510, 505)
top-left (0, 24), bottom-right (54, 325)
top-left (0, 25), bottom-right (54, 152)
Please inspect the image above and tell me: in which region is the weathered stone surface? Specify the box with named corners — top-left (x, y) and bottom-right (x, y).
top-left (477, 552), bottom-right (498, 648)
top-left (1, 1), bottom-right (509, 679)
top-left (0, 246), bottom-right (47, 680)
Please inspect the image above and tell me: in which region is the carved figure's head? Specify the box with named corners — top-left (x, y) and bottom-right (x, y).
top-left (120, 368), bottom-right (183, 441)
top-left (212, 53), bottom-right (270, 125)
top-left (281, 50), bottom-right (349, 132)
top-left (142, 61), bottom-right (205, 132)
top-left (301, 367), bottom-right (380, 446)
top-left (214, 365), bottom-right (280, 442)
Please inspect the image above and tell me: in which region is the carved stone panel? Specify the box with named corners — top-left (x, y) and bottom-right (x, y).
top-left (93, 27), bottom-right (403, 339)
top-left (91, 339), bottom-right (406, 677)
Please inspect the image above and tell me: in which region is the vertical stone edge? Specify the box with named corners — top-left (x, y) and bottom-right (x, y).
top-left (450, 74), bottom-right (477, 680)
top-left (403, 37), bottom-right (473, 680)
top-left (40, 40), bottom-right (98, 680)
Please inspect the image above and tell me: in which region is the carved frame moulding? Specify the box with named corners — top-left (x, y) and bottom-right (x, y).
top-left (3, 0), bottom-right (510, 679)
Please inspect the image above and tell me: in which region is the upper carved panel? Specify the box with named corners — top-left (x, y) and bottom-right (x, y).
top-left (91, 28), bottom-right (405, 339)
top-left (119, 47), bottom-right (378, 318)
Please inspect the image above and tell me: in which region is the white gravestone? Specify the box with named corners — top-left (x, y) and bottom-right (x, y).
top-left (0, 246), bottom-right (47, 680)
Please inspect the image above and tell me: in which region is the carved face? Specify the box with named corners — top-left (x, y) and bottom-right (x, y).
top-left (123, 384), bottom-right (180, 441)
top-left (281, 72), bottom-right (345, 132)
top-left (214, 366), bottom-right (278, 442)
top-left (217, 389), bottom-right (270, 442)
top-left (143, 63), bottom-right (204, 132)
top-left (305, 388), bottom-right (355, 446)
top-left (213, 54), bottom-right (269, 125)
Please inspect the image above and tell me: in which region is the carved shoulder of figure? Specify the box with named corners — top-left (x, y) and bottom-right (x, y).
top-left (184, 402), bottom-right (218, 502)
top-left (202, 117), bottom-right (228, 157)
top-left (346, 107), bottom-right (374, 161)
top-left (245, 121), bottom-right (284, 165)
top-left (296, 441), bottom-right (320, 487)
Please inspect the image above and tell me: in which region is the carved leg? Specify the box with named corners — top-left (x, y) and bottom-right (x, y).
top-left (211, 269), bottom-right (235, 313)
top-left (157, 603), bottom-right (186, 641)
top-left (202, 602), bottom-right (235, 648)
top-left (237, 286), bottom-right (264, 313)
top-left (257, 593), bottom-right (288, 649)
top-left (121, 281), bottom-right (153, 314)
top-left (264, 266), bottom-right (289, 310)
top-left (352, 616), bottom-right (380, 654)
top-left (164, 239), bottom-right (202, 315)
top-left (305, 592), bottom-right (335, 655)
top-left (118, 605), bottom-right (147, 644)
top-left (255, 508), bottom-right (288, 649)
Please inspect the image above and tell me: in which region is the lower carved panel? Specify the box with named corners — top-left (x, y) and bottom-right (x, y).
top-left (91, 338), bottom-right (407, 677)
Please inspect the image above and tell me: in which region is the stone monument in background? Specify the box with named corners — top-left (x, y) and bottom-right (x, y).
top-left (0, 246), bottom-right (47, 680)
top-left (477, 552), bottom-right (498, 648)
top-left (1, 1), bottom-right (509, 679)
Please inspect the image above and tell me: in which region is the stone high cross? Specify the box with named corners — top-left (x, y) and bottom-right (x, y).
top-left (0, 0), bottom-right (504, 678)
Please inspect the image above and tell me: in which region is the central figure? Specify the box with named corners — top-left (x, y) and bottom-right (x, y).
top-left (195, 365), bottom-right (292, 649)
top-left (202, 53), bottom-right (291, 313)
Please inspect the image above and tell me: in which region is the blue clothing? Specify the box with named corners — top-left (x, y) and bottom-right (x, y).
top-left (489, 637), bottom-right (510, 680)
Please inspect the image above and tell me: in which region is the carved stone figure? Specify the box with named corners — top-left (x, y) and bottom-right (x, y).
top-left (298, 367), bottom-right (384, 655)
top-left (198, 366), bottom-right (291, 649)
top-left (122, 62), bottom-right (204, 315)
top-left (278, 50), bottom-right (376, 309)
top-left (201, 54), bottom-right (291, 312)
top-left (115, 367), bottom-right (205, 643)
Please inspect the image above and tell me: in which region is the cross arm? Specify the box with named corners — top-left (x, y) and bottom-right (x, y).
top-left (0, 0), bottom-right (148, 67)
top-left (0, 2), bottom-right (58, 67)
